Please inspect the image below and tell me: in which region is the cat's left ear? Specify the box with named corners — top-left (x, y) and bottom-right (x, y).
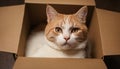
top-left (75, 6), bottom-right (88, 23)
top-left (46, 5), bottom-right (58, 23)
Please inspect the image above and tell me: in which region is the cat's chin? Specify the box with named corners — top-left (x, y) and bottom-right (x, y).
top-left (49, 42), bottom-right (78, 51)
top-left (59, 46), bottom-right (74, 50)
top-left (56, 40), bottom-right (88, 50)
top-left (46, 41), bottom-right (74, 50)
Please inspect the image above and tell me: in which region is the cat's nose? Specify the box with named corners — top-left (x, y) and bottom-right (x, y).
top-left (64, 36), bottom-right (70, 41)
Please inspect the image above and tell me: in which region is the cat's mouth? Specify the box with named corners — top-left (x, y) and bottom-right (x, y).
top-left (61, 42), bottom-right (76, 49)
top-left (62, 41), bottom-right (69, 45)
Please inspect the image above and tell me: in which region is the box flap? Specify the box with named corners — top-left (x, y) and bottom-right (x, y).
top-left (88, 8), bottom-right (103, 58)
top-left (96, 8), bottom-right (120, 56)
top-left (25, 0), bottom-right (95, 6)
top-left (13, 57), bottom-right (107, 69)
top-left (0, 5), bottom-right (25, 53)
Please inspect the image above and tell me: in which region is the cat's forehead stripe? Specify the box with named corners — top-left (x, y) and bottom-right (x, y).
top-left (57, 15), bottom-right (79, 28)
top-left (62, 16), bottom-right (72, 27)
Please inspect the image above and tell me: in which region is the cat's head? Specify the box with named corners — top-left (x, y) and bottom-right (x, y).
top-left (45, 5), bottom-right (88, 50)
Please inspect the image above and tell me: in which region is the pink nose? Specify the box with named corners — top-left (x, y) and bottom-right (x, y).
top-left (64, 36), bottom-right (70, 41)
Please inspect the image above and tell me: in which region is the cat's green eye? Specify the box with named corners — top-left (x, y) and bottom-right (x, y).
top-left (71, 28), bottom-right (80, 33)
top-left (55, 27), bottom-right (62, 33)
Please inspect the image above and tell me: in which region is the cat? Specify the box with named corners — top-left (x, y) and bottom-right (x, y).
top-left (25, 5), bottom-right (90, 58)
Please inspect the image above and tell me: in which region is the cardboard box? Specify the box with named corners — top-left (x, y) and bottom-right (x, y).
top-left (0, 0), bottom-right (120, 69)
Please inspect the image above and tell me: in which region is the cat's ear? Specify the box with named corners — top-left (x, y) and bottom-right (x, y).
top-left (46, 5), bottom-right (58, 23)
top-left (75, 6), bottom-right (87, 23)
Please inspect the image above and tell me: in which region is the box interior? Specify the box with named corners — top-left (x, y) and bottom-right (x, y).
top-left (17, 3), bottom-right (103, 59)
top-left (27, 4), bottom-right (94, 29)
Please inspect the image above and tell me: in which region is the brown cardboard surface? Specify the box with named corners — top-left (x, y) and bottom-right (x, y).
top-left (88, 8), bottom-right (103, 58)
top-left (0, 5), bottom-right (25, 53)
top-left (25, 0), bottom-right (95, 6)
top-left (13, 57), bottom-right (107, 69)
top-left (96, 8), bottom-right (120, 56)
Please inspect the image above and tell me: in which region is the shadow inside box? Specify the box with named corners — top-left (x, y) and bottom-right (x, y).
top-left (0, 0), bottom-right (24, 6)
top-left (0, 52), bottom-right (15, 69)
top-left (104, 55), bottom-right (120, 69)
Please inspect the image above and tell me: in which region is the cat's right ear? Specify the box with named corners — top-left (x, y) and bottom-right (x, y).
top-left (46, 5), bottom-right (58, 23)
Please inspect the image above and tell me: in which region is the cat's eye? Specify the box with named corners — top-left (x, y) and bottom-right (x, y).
top-left (71, 28), bottom-right (80, 33)
top-left (55, 27), bottom-right (62, 33)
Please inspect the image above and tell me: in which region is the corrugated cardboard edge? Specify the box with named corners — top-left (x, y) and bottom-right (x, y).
top-left (25, 0), bottom-right (95, 6)
top-left (96, 8), bottom-right (120, 56)
top-left (0, 4), bottom-right (25, 54)
top-left (13, 57), bottom-right (107, 69)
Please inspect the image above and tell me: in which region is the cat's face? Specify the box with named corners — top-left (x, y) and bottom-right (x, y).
top-left (45, 5), bottom-right (88, 50)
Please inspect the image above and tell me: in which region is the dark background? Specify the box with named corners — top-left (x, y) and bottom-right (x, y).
top-left (0, 0), bottom-right (120, 69)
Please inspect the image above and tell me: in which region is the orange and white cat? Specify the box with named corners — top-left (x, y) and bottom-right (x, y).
top-left (25, 5), bottom-right (89, 58)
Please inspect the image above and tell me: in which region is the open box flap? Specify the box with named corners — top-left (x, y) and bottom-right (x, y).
top-left (25, 0), bottom-right (95, 6)
top-left (13, 57), bottom-right (107, 69)
top-left (96, 8), bottom-right (120, 56)
top-left (0, 5), bottom-right (25, 53)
